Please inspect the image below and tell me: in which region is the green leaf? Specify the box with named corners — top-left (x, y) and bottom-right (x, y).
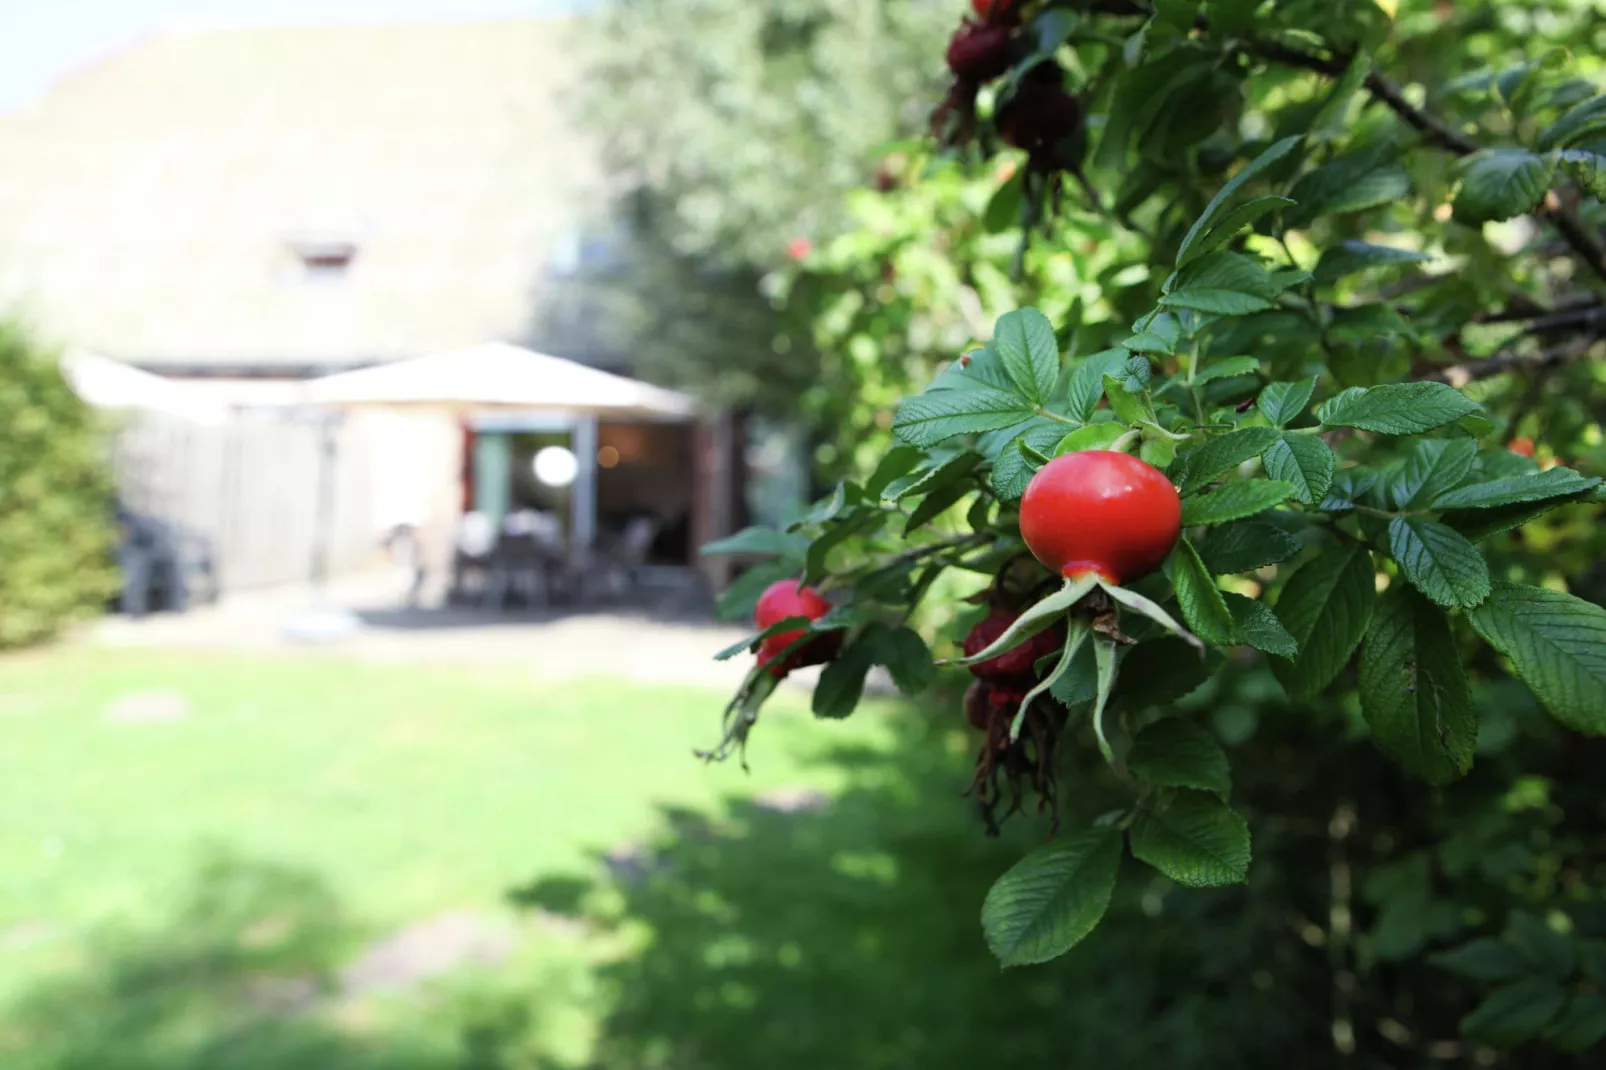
top-left (1538, 93), bottom-right (1606, 151)
top-left (1431, 466), bottom-right (1601, 510)
top-left (1313, 241), bottom-right (1432, 284)
top-left (1445, 493), bottom-right (1600, 541)
top-left (1066, 349), bottom-right (1129, 423)
top-left (1508, 911), bottom-right (1577, 978)
top-left (1054, 422), bottom-right (1128, 456)
top-left (1117, 638), bottom-right (1215, 710)
top-left (715, 557), bottom-right (803, 621)
top-left (1432, 940), bottom-right (1529, 983)
top-left (1359, 587), bottom-right (1477, 785)
top-left (1192, 355), bottom-right (1260, 383)
top-left (1262, 434), bottom-right (1334, 505)
top-left (1160, 251), bottom-right (1279, 315)
top-left (812, 643), bottom-right (874, 719)
top-left (863, 446), bottom-right (927, 499)
top-left (981, 828), bottom-right (1122, 966)
top-left (893, 387), bottom-right (1037, 448)
top-left (1555, 149), bottom-right (1606, 201)
top-left (1461, 977), bottom-right (1569, 1049)
top-left (1180, 480), bottom-right (1297, 526)
top-left (1257, 378), bottom-right (1317, 428)
top-left (1197, 520), bottom-right (1300, 574)
top-left (1101, 374), bottom-right (1153, 426)
top-left (1171, 538), bottom-right (1235, 645)
top-left (994, 307), bottom-right (1061, 406)
top-left (701, 526), bottom-right (810, 558)
top-left (1387, 516), bottom-right (1491, 609)
top-left (1546, 994), bottom-right (1606, 1053)
top-left (1129, 790), bottom-right (1251, 888)
top-left (1453, 148), bottom-right (1556, 225)
top-left (992, 426), bottom-right (1065, 502)
top-left (1225, 592), bottom-right (1298, 658)
top-left (1176, 195), bottom-right (1294, 268)
top-left (862, 625), bottom-right (933, 696)
top-left (1287, 148), bottom-right (1411, 224)
top-left (881, 450), bottom-right (978, 504)
top-left (905, 480), bottom-right (972, 535)
top-left (1466, 584), bottom-right (1606, 734)
top-left (804, 511), bottom-right (885, 587)
top-left (1317, 383), bottom-right (1481, 435)
top-left (1395, 438), bottom-right (1478, 508)
top-left (1175, 427), bottom-right (1281, 494)
top-left (1272, 544), bottom-right (1377, 701)
top-left (1127, 718), bottom-right (1231, 796)
top-left (1176, 135), bottom-right (1304, 264)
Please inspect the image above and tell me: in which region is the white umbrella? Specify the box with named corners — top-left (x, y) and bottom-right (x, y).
top-left (305, 341), bottom-right (698, 420)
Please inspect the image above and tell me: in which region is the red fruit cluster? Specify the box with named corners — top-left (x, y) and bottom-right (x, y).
top-left (962, 607), bottom-right (1063, 681)
top-left (997, 67), bottom-right (1083, 155)
top-left (753, 579), bottom-right (840, 677)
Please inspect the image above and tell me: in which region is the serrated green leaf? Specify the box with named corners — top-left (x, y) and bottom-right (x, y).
top-left (1159, 288), bottom-right (1276, 315)
top-left (1127, 719), bottom-right (1231, 795)
top-left (1387, 516), bottom-right (1491, 609)
top-left (1546, 994), bottom-right (1606, 1053)
top-left (1318, 383), bottom-right (1481, 435)
top-left (1225, 592), bottom-right (1298, 657)
top-left (1288, 151), bottom-right (1410, 225)
top-left (1177, 135), bottom-right (1304, 264)
top-left (1431, 466), bottom-right (1601, 510)
top-left (863, 446), bottom-right (926, 499)
top-left (1054, 422), bottom-right (1128, 456)
top-left (1066, 349), bottom-right (1129, 423)
top-left (1359, 587), bottom-right (1477, 785)
top-left (1102, 374), bottom-right (1153, 426)
top-left (1431, 940), bottom-right (1528, 982)
top-left (1181, 480), bottom-right (1297, 526)
top-left (994, 307), bottom-right (1061, 406)
top-left (812, 642), bottom-right (875, 719)
top-left (1466, 584), bottom-right (1606, 734)
top-left (1556, 149), bottom-right (1606, 201)
top-left (1257, 378), bottom-right (1317, 427)
top-left (1395, 438), bottom-right (1478, 508)
top-left (1176, 427), bottom-right (1281, 494)
top-left (1508, 911), bottom-right (1577, 978)
top-left (992, 426), bottom-right (1065, 502)
top-left (1171, 538), bottom-right (1235, 645)
top-left (1461, 977), bottom-right (1569, 1049)
top-left (804, 511), bottom-right (885, 587)
top-left (860, 624), bottom-right (933, 696)
top-left (904, 480), bottom-right (972, 535)
top-left (1272, 544), bottom-right (1377, 701)
top-left (1262, 434), bottom-right (1335, 505)
top-left (1177, 195), bottom-right (1294, 268)
top-left (1538, 93), bottom-right (1606, 151)
top-left (893, 386), bottom-right (1037, 447)
top-left (1048, 637), bottom-right (1099, 708)
top-left (981, 828), bottom-right (1122, 966)
top-left (1192, 355), bottom-right (1260, 383)
top-left (882, 450), bottom-right (978, 504)
top-left (1117, 638), bottom-right (1215, 710)
top-left (701, 526), bottom-right (810, 558)
top-left (1129, 790), bottom-right (1251, 888)
top-left (1197, 520), bottom-right (1301, 574)
top-left (1313, 240), bottom-right (1432, 284)
top-left (1453, 148), bottom-right (1555, 225)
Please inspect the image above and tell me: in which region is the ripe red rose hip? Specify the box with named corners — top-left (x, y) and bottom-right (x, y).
top-left (972, 0), bottom-right (1013, 20)
top-left (946, 21), bottom-right (1012, 84)
top-left (754, 579), bottom-right (838, 675)
top-left (1019, 450), bottom-right (1181, 585)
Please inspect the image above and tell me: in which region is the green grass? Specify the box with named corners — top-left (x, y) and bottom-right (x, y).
top-left (0, 647), bottom-right (1265, 1069)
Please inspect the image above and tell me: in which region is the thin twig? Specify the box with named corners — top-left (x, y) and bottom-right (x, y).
top-left (1419, 333), bottom-right (1602, 385)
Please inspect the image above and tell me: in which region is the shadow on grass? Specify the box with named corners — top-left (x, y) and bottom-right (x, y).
top-left (510, 713), bottom-right (1328, 1070)
top-left (0, 854), bottom-right (554, 1070)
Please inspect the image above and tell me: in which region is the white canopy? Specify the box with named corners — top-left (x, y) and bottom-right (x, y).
top-left (62, 351), bottom-right (229, 424)
top-left (305, 341), bottom-right (699, 421)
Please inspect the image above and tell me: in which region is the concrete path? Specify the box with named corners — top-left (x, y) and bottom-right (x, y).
top-left (85, 568), bottom-right (761, 690)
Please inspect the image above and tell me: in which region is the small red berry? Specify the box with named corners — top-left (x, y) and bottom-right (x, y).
top-left (963, 608), bottom-right (1063, 681)
top-left (754, 579), bottom-right (839, 674)
top-left (1509, 436), bottom-right (1536, 458)
top-left (786, 237), bottom-right (812, 262)
top-left (946, 21), bottom-right (1012, 84)
top-left (1019, 451), bottom-right (1182, 585)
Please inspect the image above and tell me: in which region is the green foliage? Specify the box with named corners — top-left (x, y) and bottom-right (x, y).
top-left (0, 323), bottom-right (118, 648)
top-left (659, 0), bottom-right (1606, 1060)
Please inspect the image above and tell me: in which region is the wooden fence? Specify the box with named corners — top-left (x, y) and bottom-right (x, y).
top-left (110, 409), bottom-right (379, 592)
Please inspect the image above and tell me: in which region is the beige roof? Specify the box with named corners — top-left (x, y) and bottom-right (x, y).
top-left (0, 20), bottom-right (608, 370)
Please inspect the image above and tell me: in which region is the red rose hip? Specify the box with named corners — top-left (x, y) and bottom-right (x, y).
top-left (1019, 450), bottom-right (1181, 585)
top-left (754, 579), bottom-right (838, 674)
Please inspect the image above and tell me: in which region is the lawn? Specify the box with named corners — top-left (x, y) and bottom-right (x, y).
top-left (0, 646), bottom-right (1112, 1070)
